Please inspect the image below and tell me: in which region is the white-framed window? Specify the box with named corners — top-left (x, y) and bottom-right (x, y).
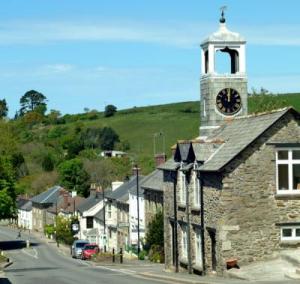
top-left (276, 149), bottom-right (300, 193)
top-left (182, 226), bottom-right (188, 259)
top-left (195, 229), bottom-right (202, 266)
top-left (281, 226), bottom-right (300, 241)
top-left (180, 171), bottom-right (186, 204)
top-left (193, 171), bottom-right (200, 207)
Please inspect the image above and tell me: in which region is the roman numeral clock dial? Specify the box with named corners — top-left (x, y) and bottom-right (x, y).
top-left (216, 88), bottom-right (242, 115)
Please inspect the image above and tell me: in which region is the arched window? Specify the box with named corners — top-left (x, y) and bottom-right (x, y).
top-left (215, 47), bottom-right (239, 74)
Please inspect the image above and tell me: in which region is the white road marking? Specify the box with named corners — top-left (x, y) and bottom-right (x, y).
top-left (22, 248), bottom-right (38, 259)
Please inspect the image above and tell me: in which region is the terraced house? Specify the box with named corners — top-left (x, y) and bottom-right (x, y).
top-left (160, 14), bottom-right (300, 276)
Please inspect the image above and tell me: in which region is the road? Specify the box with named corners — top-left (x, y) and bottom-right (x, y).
top-left (0, 226), bottom-right (164, 284)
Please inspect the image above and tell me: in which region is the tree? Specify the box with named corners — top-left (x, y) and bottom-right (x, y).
top-left (99, 127), bottom-right (120, 150)
top-left (19, 90), bottom-right (47, 115)
top-left (55, 215), bottom-right (74, 245)
top-left (58, 158), bottom-right (90, 197)
top-left (0, 157), bottom-right (17, 219)
top-left (0, 99), bottom-right (8, 118)
top-left (104, 104), bottom-right (117, 117)
top-left (145, 211), bottom-right (164, 248)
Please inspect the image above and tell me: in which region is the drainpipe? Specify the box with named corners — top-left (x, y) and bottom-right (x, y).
top-left (172, 171), bottom-right (179, 273)
top-left (186, 171), bottom-right (192, 274)
top-left (199, 174), bottom-right (206, 275)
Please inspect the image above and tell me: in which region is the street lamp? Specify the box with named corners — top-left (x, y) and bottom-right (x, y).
top-left (133, 164), bottom-right (140, 258)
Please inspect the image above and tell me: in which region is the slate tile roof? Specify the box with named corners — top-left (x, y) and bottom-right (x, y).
top-left (199, 108), bottom-right (294, 171)
top-left (107, 176), bottom-right (145, 202)
top-left (31, 185), bottom-right (63, 204)
top-left (77, 191), bottom-right (103, 213)
top-left (20, 200), bottom-right (32, 211)
top-left (141, 169), bottom-right (163, 192)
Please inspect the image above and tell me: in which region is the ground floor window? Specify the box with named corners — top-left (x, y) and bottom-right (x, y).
top-left (181, 226), bottom-right (188, 259)
top-left (281, 226), bottom-right (300, 241)
top-left (195, 229), bottom-right (202, 266)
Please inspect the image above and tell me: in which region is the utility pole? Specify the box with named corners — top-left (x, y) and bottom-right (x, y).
top-left (133, 164), bottom-right (140, 258)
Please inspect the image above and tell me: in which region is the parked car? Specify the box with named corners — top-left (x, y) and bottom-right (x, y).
top-left (81, 243), bottom-right (100, 260)
top-left (71, 240), bottom-right (89, 258)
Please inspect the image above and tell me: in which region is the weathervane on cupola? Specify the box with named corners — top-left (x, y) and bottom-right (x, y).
top-left (219, 6), bottom-right (227, 23)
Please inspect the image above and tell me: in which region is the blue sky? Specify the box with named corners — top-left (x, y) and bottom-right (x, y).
top-left (1, 0), bottom-right (300, 117)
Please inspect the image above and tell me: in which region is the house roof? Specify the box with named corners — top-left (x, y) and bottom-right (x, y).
top-left (94, 208), bottom-right (104, 221)
top-left (157, 158), bottom-right (180, 171)
top-left (141, 169), bottom-right (163, 192)
top-left (31, 185), bottom-right (63, 204)
top-left (19, 200), bottom-right (32, 211)
top-left (199, 108), bottom-right (296, 172)
top-left (47, 195), bottom-right (86, 214)
top-left (77, 191), bottom-right (103, 214)
top-left (107, 175), bottom-right (145, 202)
top-left (17, 198), bottom-right (29, 209)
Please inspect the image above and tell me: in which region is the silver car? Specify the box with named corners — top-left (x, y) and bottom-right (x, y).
top-left (71, 240), bottom-right (89, 258)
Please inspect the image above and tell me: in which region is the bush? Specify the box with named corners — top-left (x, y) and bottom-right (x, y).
top-left (148, 244), bottom-right (164, 263)
top-left (138, 250), bottom-right (147, 260)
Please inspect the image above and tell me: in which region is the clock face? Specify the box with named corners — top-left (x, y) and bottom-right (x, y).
top-left (216, 88), bottom-right (242, 115)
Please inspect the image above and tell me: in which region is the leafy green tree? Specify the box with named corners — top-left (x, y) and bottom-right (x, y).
top-left (42, 154), bottom-right (55, 172)
top-left (58, 158), bottom-right (90, 197)
top-left (0, 157), bottom-right (16, 219)
top-left (19, 90), bottom-right (47, 115)
top-left (145, 211), bottom-right (164, 248)
top-left (55, 215), bottom-right (74, 245)
top-left (104, 104), bottom-right (117, 117)
top-left (99, 127), bottom-right (120, 150)
top-left (0, 99), bottom-right (8, 118)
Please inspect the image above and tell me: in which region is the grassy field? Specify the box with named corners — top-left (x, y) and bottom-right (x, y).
top-left (85, 93), bottom-right (300, 160)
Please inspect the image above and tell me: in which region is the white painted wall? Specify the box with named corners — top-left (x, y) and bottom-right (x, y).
top-left (129, 192), bottom-right (145, 246)
top-left (18, 209), bottom-right (32, 230)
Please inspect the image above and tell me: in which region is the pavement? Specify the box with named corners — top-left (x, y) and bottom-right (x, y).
top-left (2, 226), bottom-right (300, 283)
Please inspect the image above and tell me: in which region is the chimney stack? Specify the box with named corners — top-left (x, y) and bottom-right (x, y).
top-left (155, 153), bottom-right (167, 167)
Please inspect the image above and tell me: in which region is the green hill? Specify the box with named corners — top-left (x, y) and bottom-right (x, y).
top-left (13, 92), bottom-right (300, 194)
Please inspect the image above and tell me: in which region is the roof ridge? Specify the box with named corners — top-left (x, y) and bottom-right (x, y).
top-left (233, 107), bottom-right (291, 120)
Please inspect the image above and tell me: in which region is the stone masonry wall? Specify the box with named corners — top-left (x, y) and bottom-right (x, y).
top-left (216, 113), bottom-right (300, 272)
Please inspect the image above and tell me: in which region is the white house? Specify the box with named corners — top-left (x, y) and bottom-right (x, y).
top-left (77, 191), bottom-right (105, 246)
top-left (129, 179), bottom-right (145, 248)
top-left (17, 199), bottom-right (32, 230)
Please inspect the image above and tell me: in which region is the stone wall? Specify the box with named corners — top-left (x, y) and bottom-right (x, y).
top-left (144, 189), bottom-right (163, 234)
top-left (214, 113), bottom-right (300, 272)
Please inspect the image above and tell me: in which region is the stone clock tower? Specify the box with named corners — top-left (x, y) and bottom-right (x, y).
top-left (200, 11), bottom-right (248, 138)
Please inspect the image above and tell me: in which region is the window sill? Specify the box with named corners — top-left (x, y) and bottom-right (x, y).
top-left (280, 240), bottom-right (300, 247)
top-left (192, 264), bottom-right (203, 272)
top-left (179, 257), bottom-right (188, 266)
top-left (178, 203), bottom-right (186, 209)
top-left (275, 193), bottom-right (300, 200)
top-left (191, 206), bottom-right (201, 212)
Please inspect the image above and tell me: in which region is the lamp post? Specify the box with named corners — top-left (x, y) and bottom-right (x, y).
top-left (133, 164), bottom-right (140, 258)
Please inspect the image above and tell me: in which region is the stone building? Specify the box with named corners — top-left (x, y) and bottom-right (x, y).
top-left (159, 12), bottom-right (300, 276)
top-left (142, 169), bottom-right (164, 231)
top-left (31, 185), bottom-right (65, 232)
top-left (160, 108), bottom-right (300, 275)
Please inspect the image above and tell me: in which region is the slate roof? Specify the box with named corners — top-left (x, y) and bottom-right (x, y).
top-left (199, 108), bottom-right (294, 171)
top-left (47, 195), bottom-right (86, 214)
top-left (157, 158), bottom-right (180, 171)
top-left (17, 198), bottom-right (29, 209)
top-left (20, 200), bottom-right (32, 211)
top-left (94, 208), bottom-right (104, 221)
top-left (141, 170), bottom-right (163, 192)
top-left (192, 142), bottom-right (223, 162)
top-left (107, 176), bottom-right (145, 203)
top-left (77, 191), bottom-right (103, 214)
top-left (31, 185), bottom-right (63, 204)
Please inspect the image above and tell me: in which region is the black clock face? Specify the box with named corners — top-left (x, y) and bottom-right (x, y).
top-left (216, 88), bottom-right (242, 115)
